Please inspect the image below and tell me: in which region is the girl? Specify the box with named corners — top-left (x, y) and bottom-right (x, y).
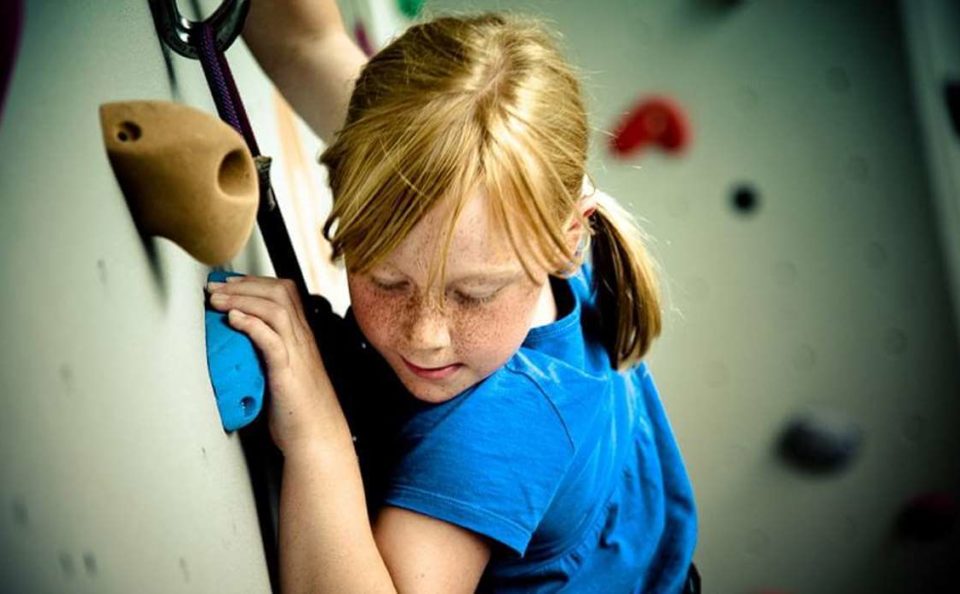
top-left (210, 2), bottom-right (698, 592)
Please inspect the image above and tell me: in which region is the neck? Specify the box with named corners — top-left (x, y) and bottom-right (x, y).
top-left (529, 277), bottom-right (558, 328)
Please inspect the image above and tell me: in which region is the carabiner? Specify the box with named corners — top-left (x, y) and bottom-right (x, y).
top-left (148, 0), bottom-right (250, 59)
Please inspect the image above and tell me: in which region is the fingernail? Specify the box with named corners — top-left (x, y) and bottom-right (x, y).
top-left (210, 294), bottom-right (227, 305)
top-left (229, 309), bottom-right (246, 320)
top-left (226, 276), bottom-right (245, 283)
top-left (207, 281), bottom-right (225, 291)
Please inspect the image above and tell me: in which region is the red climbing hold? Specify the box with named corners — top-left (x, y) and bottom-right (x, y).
top-left (609, 97), bottom-right (690, 158)
top-left (896, 491), bottom-right (958, 542)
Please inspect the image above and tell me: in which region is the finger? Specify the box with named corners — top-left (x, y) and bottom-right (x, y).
top-left (210, 276), bottom-right (308, 322)
top-left (207, 275), bottom-right (278, 295)
top-left (230, 276), bottom-right (309, 329)
top-left (210, 293), bottom-right (300, 344)
top-left (208, 275), bottom-right (276, 296)
top-left (212, 276), bottom-right (302, 310)
top-left (227, 309), bottom-right (289, 371)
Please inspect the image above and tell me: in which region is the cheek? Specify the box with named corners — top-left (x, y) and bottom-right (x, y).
top-left (347, 278), bottom-right (396, 347)
top-left (453, 285), bottom-right (541, 363)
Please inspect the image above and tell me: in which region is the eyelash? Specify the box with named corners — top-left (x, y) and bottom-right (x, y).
top-left (371, 279), bottom-right (499, 306)
top-left (372, 280), bottom-right (408, 293)
top-left (453, 290), bottom-right (498, 307)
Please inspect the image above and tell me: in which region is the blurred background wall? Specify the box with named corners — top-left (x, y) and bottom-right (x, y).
top-left (1, 0), bottom-right (958, 593)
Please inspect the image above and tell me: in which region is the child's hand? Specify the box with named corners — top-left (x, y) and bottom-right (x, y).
top-left (206, 276), bottom-right (347, 453)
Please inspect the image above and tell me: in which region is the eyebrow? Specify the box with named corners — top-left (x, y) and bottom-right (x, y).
top-left (445, 271), bottom-right (525, 285)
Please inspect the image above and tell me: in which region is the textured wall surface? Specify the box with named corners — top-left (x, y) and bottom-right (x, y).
top-left (2, 1), bottom-right (958, 593)
top-left (0, 1), bottom-right (277, 592)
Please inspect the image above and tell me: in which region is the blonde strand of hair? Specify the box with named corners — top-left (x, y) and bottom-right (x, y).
top-left (589, 191), bottom-right (662, 368)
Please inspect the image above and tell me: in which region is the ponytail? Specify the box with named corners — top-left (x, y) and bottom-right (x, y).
top-left (588, 191), bottom-right (662, 369)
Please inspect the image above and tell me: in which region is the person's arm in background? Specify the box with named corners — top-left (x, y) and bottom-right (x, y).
top-left (242, 0), bottom-right (367, 144)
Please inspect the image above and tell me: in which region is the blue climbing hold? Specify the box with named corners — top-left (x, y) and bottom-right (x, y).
top-left (205, 270), bottom-right (265, 431)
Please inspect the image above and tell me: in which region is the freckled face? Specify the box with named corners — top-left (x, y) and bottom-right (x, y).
top-left (347, 189), bottom-right (550, 404)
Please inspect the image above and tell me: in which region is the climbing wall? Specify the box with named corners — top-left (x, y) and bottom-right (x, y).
top-left (3, 1), bottom-right (958, 593)
top-left (0, 0), bottom-right (358, 591)
top-left (419, 0), bottom-right (959, 592)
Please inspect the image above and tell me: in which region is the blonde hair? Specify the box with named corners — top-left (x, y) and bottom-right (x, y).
top-left (320, 13), bottom-right (661, 368)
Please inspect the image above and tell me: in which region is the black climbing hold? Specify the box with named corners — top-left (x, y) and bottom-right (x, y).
top-left (731, 184), bottom-right (759, 215)
top-left (777, 412), bottom-right (862, 474)
top-left (0, 0), bottom-right (24, 124)
top-left (945, 80), bottom-right (960, 142)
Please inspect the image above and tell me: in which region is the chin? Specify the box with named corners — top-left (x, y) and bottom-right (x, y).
top-left (409, 385), bottom-right (460, 404)
top-left (390, 364), bottom-right (475, 404)
top-left (398, 374), bottom-right (466, 404)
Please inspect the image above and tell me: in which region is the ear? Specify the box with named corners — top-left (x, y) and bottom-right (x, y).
top-left (577, 174), bottom-right (598, 222)
top-left (563, 190), bottom-right (597, 261)
top-left (565, 184), bottom-right (598, 234)
top-left (578, 191), bottom-right (597, 220)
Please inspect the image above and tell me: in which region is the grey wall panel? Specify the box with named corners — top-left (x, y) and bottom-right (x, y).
top-left (1, 1), bottom-right (271, 592)
top-left (3, 1), bottom-right (959, 593)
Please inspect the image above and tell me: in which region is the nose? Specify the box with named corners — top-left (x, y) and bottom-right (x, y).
top-left (404, 298), bottom-right (451, 352)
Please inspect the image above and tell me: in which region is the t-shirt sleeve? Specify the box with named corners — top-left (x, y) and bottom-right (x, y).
top-left (382, 367), bottom-right (576, 557)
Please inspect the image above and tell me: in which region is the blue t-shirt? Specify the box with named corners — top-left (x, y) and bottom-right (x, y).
top-left (312, 267), bottom-right (697, 593)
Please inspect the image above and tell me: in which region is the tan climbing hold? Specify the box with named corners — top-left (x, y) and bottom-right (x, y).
top-left (100, 100), bottom-right (258, 266)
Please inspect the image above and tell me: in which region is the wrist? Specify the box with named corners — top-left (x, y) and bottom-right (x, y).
top-left (268, 367), bottom-right (350, 453)
top-left (277, 421), bottom-right (355, 459)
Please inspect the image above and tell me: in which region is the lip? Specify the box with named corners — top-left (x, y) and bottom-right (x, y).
top-left (402, 358), bottom-right (463, 380)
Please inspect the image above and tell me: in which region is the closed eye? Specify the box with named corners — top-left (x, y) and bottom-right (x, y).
top-left (372, 279), bottom-right (409, 293)
top-left (452, 288), bottom-right (501, 306)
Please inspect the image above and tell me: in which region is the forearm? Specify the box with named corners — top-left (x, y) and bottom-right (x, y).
top-left (243, 0), bottom-right (366, 144)
top-left (208, 276), bottom-right (398, 591)
top-left (280, 433), bottom-right (397, 594)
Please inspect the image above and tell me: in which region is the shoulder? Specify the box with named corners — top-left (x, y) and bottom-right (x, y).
top-left (384, 365), bottom-right (577, 555)
top-left (401, 364), bottom-right (576, 458)
top-left (505, 348), bottom-right (617, 451)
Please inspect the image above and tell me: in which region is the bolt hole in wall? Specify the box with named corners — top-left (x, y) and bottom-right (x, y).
top-left (419, 0), bottom-right (960, 592)
top-left (240, 396), bottom-right (256, 417)
top-left (116, 121), bottom-right (141, 142)
top-left (730, 184), bottom-right (759, 216)
top-left (218, 148), bottom-right (251, 196)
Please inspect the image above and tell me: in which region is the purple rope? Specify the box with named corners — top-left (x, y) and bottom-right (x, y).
top-left (198, 23), bottom-right (260, 156)
top-left (195, 20), bottom-right (307, 294)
